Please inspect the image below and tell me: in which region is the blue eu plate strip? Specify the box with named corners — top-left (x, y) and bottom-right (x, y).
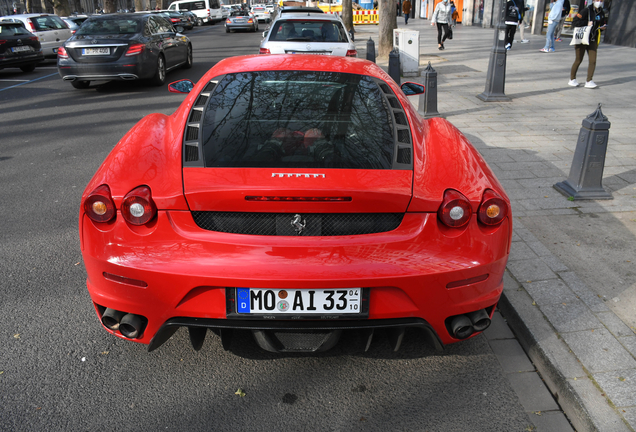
top-left (236, 288), bottom-right (250, 313)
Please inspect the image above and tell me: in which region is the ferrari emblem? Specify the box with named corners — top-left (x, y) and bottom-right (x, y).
top-left (291, 214), bottom-right (306, 234)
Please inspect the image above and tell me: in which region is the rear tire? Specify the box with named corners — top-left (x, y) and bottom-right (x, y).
top-left (150, 54), bottom-right (166, 86)
top-left (226, 26), bottom-right (230, 33)
top-left (183, 45), bottom-right (193, 69)
top-left (197, 18), bottom-right (203, 26)
top-left (71, 80), bottom-right (90, 89)
top-left (20, 63), bottom-right (36, 72)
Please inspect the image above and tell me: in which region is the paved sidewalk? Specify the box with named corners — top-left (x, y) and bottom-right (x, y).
top-left (354, 18), bottom-right (636, 432)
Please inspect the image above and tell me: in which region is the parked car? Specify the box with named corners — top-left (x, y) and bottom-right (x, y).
top-left (167, 0), bottom-right (224, 25)
top-left (57, 13), bottom-right (192, 89)
top-left (152, 10), bottom-right (193, 30)
top-left (61, 14), bottom-right (90, 34)
top-left (79, 55), bottom-right (511, 354)
top-left (0, 13), bottom-right (72, 58)
top-left (259, 13), bottom-right (356, 56)
top-left (225, 10), bottom-right (258, 32)
top-left (278, 6), bottom-right (323, 14)
top-left (182, 10), bottom-right (199, 26)
top-left (250, 5), bottom-right (271, 22)
top-left (0, 20), bottom-right (44, 72)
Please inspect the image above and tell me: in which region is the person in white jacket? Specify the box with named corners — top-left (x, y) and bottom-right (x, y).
top-left (541, 0), bottom-right (566, 52)
top-left (431, 0), bottom-right (453, 50)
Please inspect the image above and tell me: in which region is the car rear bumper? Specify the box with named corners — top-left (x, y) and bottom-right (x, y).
top-left (58, 59), bottom-right (149, 81)
top-left (81, 210), bottom-right (510, 351)
top-left (0, 52), bottom-right (44, 68)
top-left (227, 23), bottom-right (255, 30)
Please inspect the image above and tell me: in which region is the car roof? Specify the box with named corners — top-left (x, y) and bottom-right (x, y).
top-left (279, 7), bottom-right (324, 13)
top-left (1, 13), bottom-right (58, 18)
top-left (274, 13), bottom-right (340, 21)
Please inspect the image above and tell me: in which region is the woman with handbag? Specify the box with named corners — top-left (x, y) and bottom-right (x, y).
top-left (431, 0), bottom-right (453, 50)
top-left (569, 0), bottom-right (607, 88)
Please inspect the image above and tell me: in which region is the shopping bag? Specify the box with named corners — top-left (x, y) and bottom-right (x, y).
top-left (570, 25), bottom-right (592, 45)
top-left (447, 26), bottom-right (453, 39)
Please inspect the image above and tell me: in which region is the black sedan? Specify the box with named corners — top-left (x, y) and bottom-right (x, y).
top-left (0, 21), bottom-right (44, 72)
top-left (57, 13), bottom-right (192, 89)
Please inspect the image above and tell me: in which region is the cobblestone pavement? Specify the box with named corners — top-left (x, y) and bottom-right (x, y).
top-left (355, 18), bottom-right (636, 432)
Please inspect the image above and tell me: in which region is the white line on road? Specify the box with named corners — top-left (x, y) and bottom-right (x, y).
top-left (0, 72), bottom-right (58, 92)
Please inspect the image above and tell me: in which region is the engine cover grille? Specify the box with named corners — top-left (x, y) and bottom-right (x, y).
top-left (191, 212), bottom-right (404, 236)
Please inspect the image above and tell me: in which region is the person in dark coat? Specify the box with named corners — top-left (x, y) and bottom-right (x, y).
top-left (504, 0), bottom-right (524, 50)
top-left (569, 0), bottom-right (607, 88)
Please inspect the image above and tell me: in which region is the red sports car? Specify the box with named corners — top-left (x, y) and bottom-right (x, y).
top-left (79, 55), bottom-right (511, 353)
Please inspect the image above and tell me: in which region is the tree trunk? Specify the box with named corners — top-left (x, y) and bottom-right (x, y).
top-left (134, 0), bottom-right (144, 11)
top-left (103, 0), bottom-right (116, 13)
top-left (341, 0), bottom-right (354, 35)
top-left (25, 0), bottom-right (33, 12)
top-left (378, 0), bottom-right (397, 58)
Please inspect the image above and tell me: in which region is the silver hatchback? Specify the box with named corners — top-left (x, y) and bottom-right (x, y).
top-left (259, 13), bottom-right (356, 57)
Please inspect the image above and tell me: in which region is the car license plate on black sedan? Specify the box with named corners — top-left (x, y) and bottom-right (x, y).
top-left (82, 48), bottom-right (110, 55)
top-left (232, 288), bottom-right (365, 316)
top-left (11, 46), bottom-right (31, 53)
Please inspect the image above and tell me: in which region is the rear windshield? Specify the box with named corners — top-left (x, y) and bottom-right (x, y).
top-left (0, 23), bottom-right (32, 35)
top-left (77, 18), bottom-right (141, 35)
top-left (29, 15), bottom-right (68, 31)
top-left (200, 71), bottom-right (395, 169)
top-left (269, 19), bottom-right (347, 42)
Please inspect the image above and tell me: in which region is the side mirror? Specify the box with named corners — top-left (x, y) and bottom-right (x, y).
top-left (175, 25), bottom-right (184, 33)
top-left (169, 79), bottom-right (194, 94)
top-left (401, 82), bottom-right (425, 96)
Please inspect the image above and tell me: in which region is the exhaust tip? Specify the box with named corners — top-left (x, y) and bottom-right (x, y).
top-left (120, 314), bottom-right (142, 339)
top-left (450, 315), bottom-right (474, 339)
top-left (101, 308), bottom-right (125, 330)
top-left (467, 309), bottom-right (491, 332)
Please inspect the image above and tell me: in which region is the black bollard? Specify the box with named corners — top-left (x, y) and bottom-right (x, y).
top-left (477, 0), bottom-right (511, 102)
top-left (366, 38), bottom-right (376, 63)
top-left (554, 104), bottom-right (613, 200)
top-left (388, 48), bottom-right (400, 85)
top-left (419, 61), bottom-right (439, 118)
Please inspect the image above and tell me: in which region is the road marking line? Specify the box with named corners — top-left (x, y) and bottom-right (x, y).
top-left (0, 72), bottom-right (58, 92)
top-left (0, 79), bottom-right (30, 82)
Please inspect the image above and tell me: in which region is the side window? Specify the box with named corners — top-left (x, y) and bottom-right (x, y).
top-left (168, 4), bottom-right (176, 10)
top-left (147, 17), bottom-right (160, 34)
top-left (210, 0), bottom-right (220, 9)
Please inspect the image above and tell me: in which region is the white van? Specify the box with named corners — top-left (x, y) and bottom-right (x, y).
top-left (168, 0), bottom-right (223, 25)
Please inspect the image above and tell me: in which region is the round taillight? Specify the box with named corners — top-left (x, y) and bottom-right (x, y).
top-left (84, 185), bottom-right (116, 223)
top-left (438, 189), bottom-right (472, 228)
top-left (478, 189), bottom-right (508, 226)
top-left (121, 186), bottom-right (156, 226)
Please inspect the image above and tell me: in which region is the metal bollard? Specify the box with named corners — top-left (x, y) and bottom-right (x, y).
top-left (366, 38), bottom-right (376, 63)
top-left (477, 0), bottom-right (511, 102)
top-left (419, 62), bottom-right (439, 118)
top-left (554, 104), bottom-right (613, 200)
top-left (388, 48), bottom-right (400, 85)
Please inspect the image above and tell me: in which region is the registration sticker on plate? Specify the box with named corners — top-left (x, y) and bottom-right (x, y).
top-left (11, 46), bottom-right (31, 53)
top-left (236, 288), bottom-right (362, 315)
top-left (82, 47), bottom-right (110, 55)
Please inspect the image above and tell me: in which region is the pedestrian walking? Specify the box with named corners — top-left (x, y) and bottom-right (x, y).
top-left (431, 0), bottom-right (452, 50)
top-left (402, 0), bottom-right (411, 25)
top-left (450, 1), bottom-right (459, 27)
top-left (504, 0), bottom-right (523, 50)
top-left (396, 0), bottom-right (401, 17)
top-left (569, 0), bottom-right (607, 88)
top-left (517, 2), bottom-right (530, 43)
top-left (540, 0), bottom-right (569, 52)
top-left (554, 1), bottom-right (571, 41)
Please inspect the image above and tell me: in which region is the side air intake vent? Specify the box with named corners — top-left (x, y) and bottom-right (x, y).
top-left (189, 109), bottom-right (202, 122)
top-left (186, 126), bottom-right (199, 141)
top-left (394, 112), bottom-right (408, 126)
top-left (195, 95), bottom-right (208, 106)
top-left (386, 96), bottom-right (400, 109)
top-left (379, 83), bottom-right (391, 94)
top-left (185, 144), bottom-right (199, 162)
top-left (397, 147), bottom-right (411, 164)
top-left (397, 129), bottom-right (411, 144)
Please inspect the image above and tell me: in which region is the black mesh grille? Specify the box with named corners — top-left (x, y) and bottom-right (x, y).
top-left (397, 147), bottom-right (411, 164)
top-left (398, 129), bottom-right (411, 144)
top-left (387, 96), bottom-right (400, 109)
top-left (191, 212), bottom-right (404, 236)
top-left (394, 112), bottom-right (408, 126)
top-left (379, 83), bottom-right (391, 94)
top-left (186, 126), bottom-right (198, 141)
top-left (204, 81), bottom-right (217, 92)
top-left (185, 145), bottom-right (198, 162)
top-left (189, 110), bottom-right (202, 122)
top-left (195, 95), bottom-right (208, 106)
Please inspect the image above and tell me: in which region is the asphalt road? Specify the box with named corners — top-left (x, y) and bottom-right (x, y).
top-left (1, 24), bottom-right (538, 431)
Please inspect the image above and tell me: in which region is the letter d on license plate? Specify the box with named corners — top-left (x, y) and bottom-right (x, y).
top-left (235, 288), bottom-right (362, 315)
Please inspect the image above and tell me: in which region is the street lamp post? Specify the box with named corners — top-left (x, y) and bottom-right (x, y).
top-left (477, 0), bottom-right (511, 102)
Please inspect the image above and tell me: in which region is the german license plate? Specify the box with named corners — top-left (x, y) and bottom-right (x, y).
top-left (82, 47), bottom-right (110, 55)
top-left (236, 288), bottom-right (362, 315)
top-left (288, 51), bottom-right (330, 55)
top-left (235, 19), bottom-right (246, 23)
top-left (11, 46), bottom-right (31, 53)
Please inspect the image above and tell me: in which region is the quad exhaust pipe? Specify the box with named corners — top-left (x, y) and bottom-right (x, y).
top-left (449, 308), bottom-right (492, 339)
top-left (101, 308), bottom-right (144, 339)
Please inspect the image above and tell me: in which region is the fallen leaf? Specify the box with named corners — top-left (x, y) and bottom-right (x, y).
top-left (532, 301), bottom-right (536, 306)
top-left (619, 377), bottom-right (626, 382)
top-left (100, 351), bottom-right (109, 355)
top-left (533, 411), bottom-right (542, 416)
top-left (13, 334), bottom-right (20, 339)
top-left (235, 388), bottom-right (246, 397)
top-left (74, 262), bottom-right (80, 266)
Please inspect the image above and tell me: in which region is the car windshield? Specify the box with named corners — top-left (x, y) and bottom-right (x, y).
top-left (200, 71), bottom-right (395, 169)
top-left (269, 19), bottom-right (347, 42)
top-left (77, 18), bottom-right (141, 35)
top-left (0, 23), bottom-right (31, 35)
top-left (29, 15), bottom-right (68, 31)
